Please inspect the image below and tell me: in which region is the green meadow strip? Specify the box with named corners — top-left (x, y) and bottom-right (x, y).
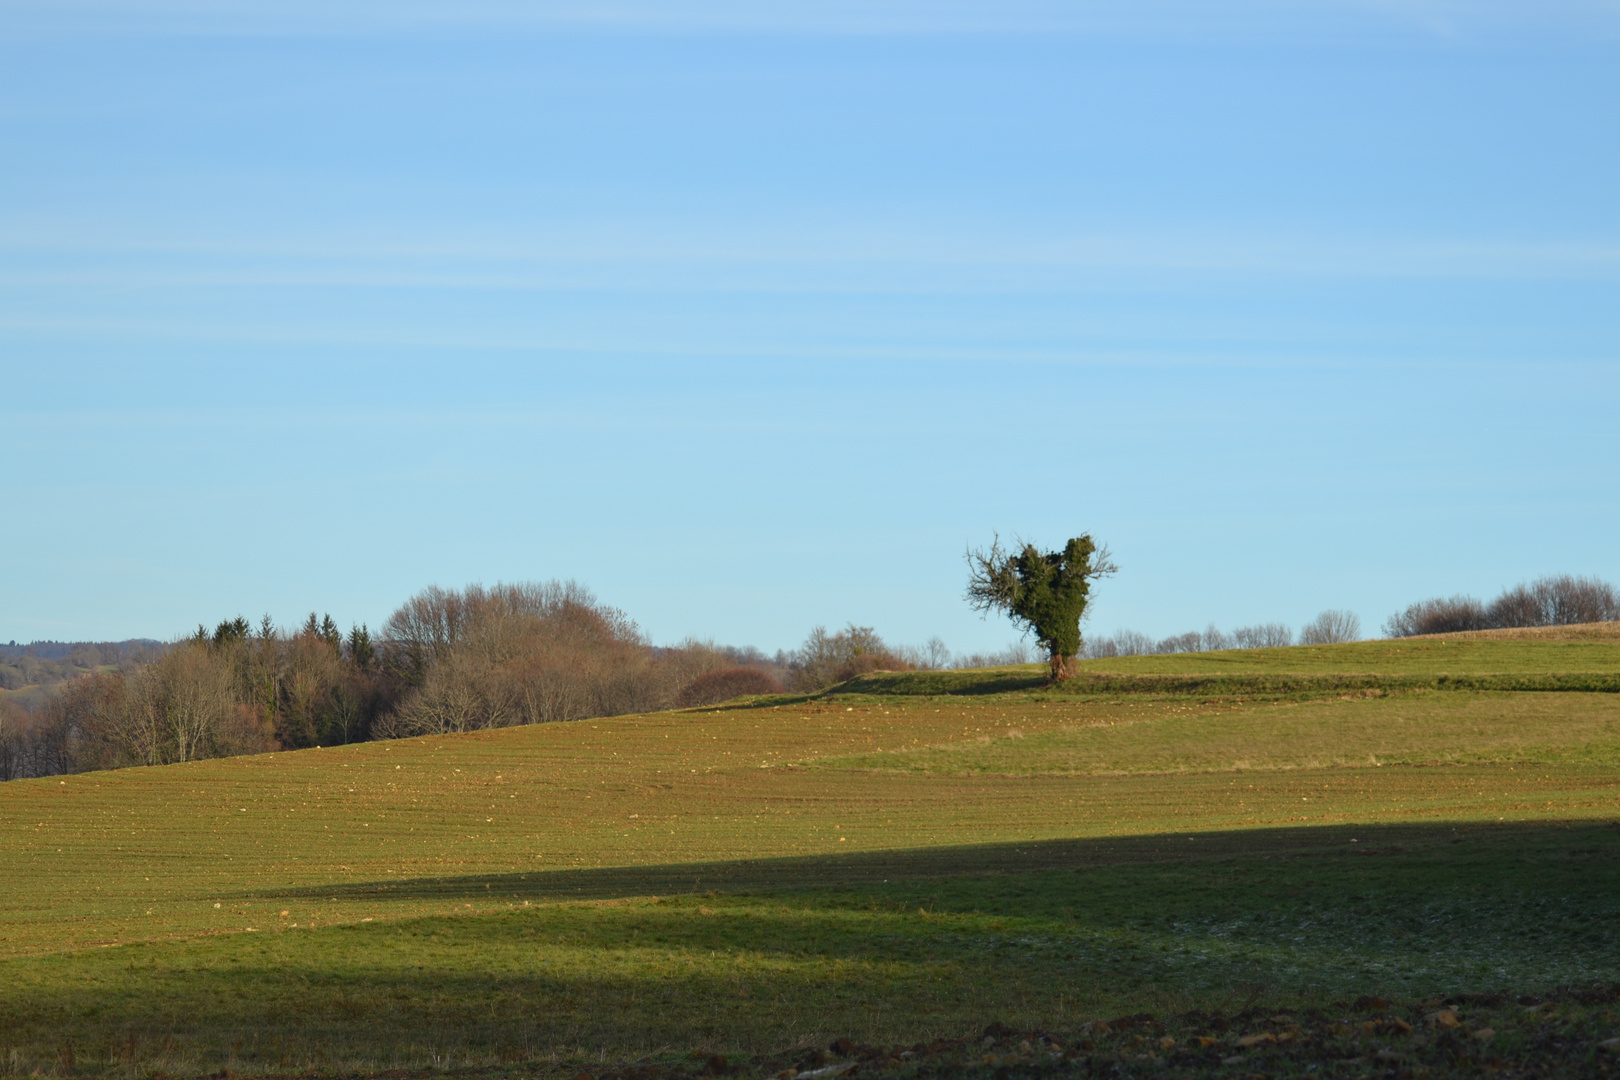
top-left (838, 670), bottom-right (1620, 698)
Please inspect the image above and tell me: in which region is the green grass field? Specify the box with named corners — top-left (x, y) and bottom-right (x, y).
top-left (844, 623), bottom-right (1620, 698)
top-left (3, 629), bottom-right (1619, 1077)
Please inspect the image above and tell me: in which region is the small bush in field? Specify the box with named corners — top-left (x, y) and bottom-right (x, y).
top-left (1383, 595), bottom-right (1490, 637)
top-left (677, 666), bottom-right (782, 707)
top-left (789, 625), bottom-right (914, 691)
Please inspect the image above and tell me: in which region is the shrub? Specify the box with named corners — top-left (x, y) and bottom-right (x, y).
top-left (789, 625), bottom-right (913, 691)
top-left (1382, 595), bottom-right (1489, 638)
top-left (677, 667), bottom-right (782, 707)
top-left (1489, 575), bottom-right (1619, 628)
top-left (1383, 575), bottom-right (1619, 637)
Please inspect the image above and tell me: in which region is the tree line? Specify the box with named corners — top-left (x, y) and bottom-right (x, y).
top-left (1382, 574), bottom-right (1619, 637)
top-left (9, 566), bottom-right (1613, 780)
top-left (1071, 575), bottom-right (1618, 658)
top-left (0, 576), bottom-right (1074, 780)
top-left (1083, 610), bottom-right (1362, 658)
top-left (0, 582), bottom-right (979, 781)
top-left (0, 611), bottom-right (381, 780)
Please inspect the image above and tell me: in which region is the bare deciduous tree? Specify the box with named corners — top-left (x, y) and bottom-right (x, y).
top-left (788, 625), bottom-right (912, 691)
top-left (1382, 595), bottom-right (1489, 638)
top-left (895, 636), bottom-right (954, 671)
top-left (115, 644), bottom-right (268, 765)
top-left (0, 696), bottom-right (26, 780)
top-left (1083, 629), bottom-right (1156, 658)
top-left (1299, 610), bottom-right (1362, 645)
top-left (952, 641), bottom-right (1040, 667)
top-left (376, 581), bottom-right (678, 736)
top-left (1492, 575), bottom-right (1619, 628)
top-left (1232, 623), bottom-right (1294, 649)
top-left (1383, 575), bottom-right (1618, 638)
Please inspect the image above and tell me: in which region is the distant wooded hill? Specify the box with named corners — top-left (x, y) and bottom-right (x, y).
top-left (0, 640), bottom-right (167, 702)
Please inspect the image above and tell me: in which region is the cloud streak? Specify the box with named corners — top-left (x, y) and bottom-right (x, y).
top-left (6, 0), bottom-right (1619, 41)
top-left (3, 217), bottom-right (1617, 288)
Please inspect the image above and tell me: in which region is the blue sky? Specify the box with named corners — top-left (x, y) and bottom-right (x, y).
top-left (2, 0), bottom-right (1617, 653)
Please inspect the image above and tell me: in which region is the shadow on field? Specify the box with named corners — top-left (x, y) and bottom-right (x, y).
top-left (13, 821), bottom-right (1619, 1074)
top-left (255, 818), bottom-right (1620, 907)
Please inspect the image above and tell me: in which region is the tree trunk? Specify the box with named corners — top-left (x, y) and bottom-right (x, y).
top-left (1049, 650), bottom-right (1076, 682)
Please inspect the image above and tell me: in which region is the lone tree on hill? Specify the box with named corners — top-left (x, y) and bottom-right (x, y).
top-left (966, 533), bottom-right (1116, 681)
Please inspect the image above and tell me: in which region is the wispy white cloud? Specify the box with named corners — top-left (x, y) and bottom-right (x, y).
top-left (1, 216), bottom-right (1616, 288)
top-left (5, 0), bottom-right (1618, 40)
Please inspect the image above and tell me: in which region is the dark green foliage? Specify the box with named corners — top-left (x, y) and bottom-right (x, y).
top-left (301, 612), bottom-right (343, 650)
top-left (966, 534), bottom-right (1115, 679)
top-left (211, 617), bottom-right (252, 647)
top-left (347, 623), bottom-right (375, 671)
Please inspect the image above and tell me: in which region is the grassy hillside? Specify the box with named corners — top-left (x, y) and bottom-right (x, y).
top-left (1077, 623), bottom-right (1620, 675)
top-left (819, 692), bottom-right (1620, 774)
top-left (841, 623), bottom-right (1620, 697)
top-left (2, 632), bottom-right (1618, 1077)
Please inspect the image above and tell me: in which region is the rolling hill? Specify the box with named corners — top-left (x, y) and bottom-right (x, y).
top-left (2, 628), bottom-right (1617, 1076)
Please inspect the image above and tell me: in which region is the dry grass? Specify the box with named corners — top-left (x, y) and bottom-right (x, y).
top-left (1404, 620), bottom-right (1620, 642)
